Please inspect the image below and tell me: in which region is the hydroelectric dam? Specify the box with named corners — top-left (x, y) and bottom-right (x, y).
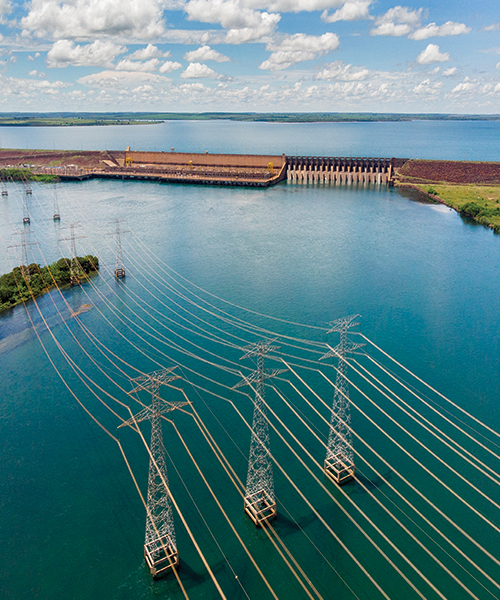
top-left (0, 148), bottom-right (406, 187)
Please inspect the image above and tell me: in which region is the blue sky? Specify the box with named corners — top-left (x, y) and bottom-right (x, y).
top-left (0, 0), bottom-right (499, 113)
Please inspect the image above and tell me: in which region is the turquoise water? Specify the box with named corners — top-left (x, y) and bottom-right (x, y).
top-left (1, 122), bottom-right (500, 600)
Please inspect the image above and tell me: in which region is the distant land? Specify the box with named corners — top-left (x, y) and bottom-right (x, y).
top-left (1, 112), bottom-right (500, 127)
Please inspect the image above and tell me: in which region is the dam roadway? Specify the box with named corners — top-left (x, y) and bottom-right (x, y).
top-left (0, 149), bottom-right (402, 187)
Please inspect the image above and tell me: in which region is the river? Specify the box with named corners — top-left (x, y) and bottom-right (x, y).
top-left (1, 120), bottom-right (499, 600)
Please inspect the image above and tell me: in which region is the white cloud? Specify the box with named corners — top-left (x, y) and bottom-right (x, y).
top-left (0, 0), bottom-right (11, 23)
top-left (259, 32), bottom-right (339, 71)
top-left (409, 21), bottom-right (470, 41)
top-left (255, 0), bottom-right (345, 11)
top-left (27, 52), bottom-right (41, 61)
top-left (413, 78), bottom-right (443, 96)
top-left (495, 83), bottom-right (500, 93)
top-left (315, 59), bottom-right (369, 81)
top-left (21, 0), bottom-right (166, 41)
top-left (28, 69), bottom-right (37, 76)
top-left (416, 44), bottom-right (449, 65)
top-left (0, 74), bottom-right (68, 100)
top-left (370, 6), bottom-right (422, 37)
top-left (497, 62), bottom-right (500, 70)
top-left (185, 0), bottom-right (280, 43)
top-left (483, 23), bottom-right (500, 32)
top-left (449, 79), bottom-right (476, 96)
top-left (159, 60), bottom-right (182, 73)
top-left (442, 67), bottom-right (457, 76)
top-left (224, 14), bottom-right (281, 43)
top-left (131, 84), bottom-right (155, 94)
top-left (321, 0), bottom-right (373, 24)
top-left (184, 45), bottom-right (230, 62)
top-left (0, 0), bottom-right (11, 14)
top-left (47, 40), bottom-right (126, 68)
top-left (78, 70), bottom-right (170, 89)
top-left (180, 62), bottom-right (222, 78)
top-left (115, 58), bottom-right (160, 71)
top-left (127, 44), bottom-right (170, 60)
top-left (481, 47), bottom-right (500, 55)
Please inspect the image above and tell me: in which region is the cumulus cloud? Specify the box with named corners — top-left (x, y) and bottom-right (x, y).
top-left (115, 58), bottom-right (160, 71)
top-left (321, 0), bottom-right (372, 23)
top-left (442, 67), bottom-right (457, 76)
top-left (370, 6), bottom-right (422, 37)
top-left (127, 44), bottom-right (170, 60)
top-left (21, 0), bottom-right (166, 40)
top-left (0, 74), bottom-right (68, 100)
top-left (180, 62), bottom-right (222, 78)
top-left (483, 23), bottom-right (500, 32)
top-left (497, 62), bottom-right (500, 70)
top-left (259, 32), bottom-right (339, 71)
top-left (46, 40), bottom-right (126, 68)
top-left (315, 59), bottom-right (369, 80)
top-left (257, 0), bottom-right (345, 11)
top-left (0, 0), bottom-right (11, 23)
top-left (159, 60), bottom-right (182, 73)
top-left (78, 69), bottom-right (170, 89)
top-left (27, 52), bottom-right (41, 61)
top-left (416, 44), bottom-right (449, 65)
top-left (449, 78), bottom-right (476, 96)
top-left (413, 78), bottom-right (443, 96)
top-left (185, 0), bottom-right (280, 43)
top-left (409, 21), bottom-right (470, 41)
top-left (184, 45), bottom-right (230, 62)
top-left (0, 0), bottom-right (11, 13)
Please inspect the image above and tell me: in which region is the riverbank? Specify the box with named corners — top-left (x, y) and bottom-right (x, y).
top-left (0, 256), bottom-right (99, 313)
top-left (393, 159), bottom-right (500, 233)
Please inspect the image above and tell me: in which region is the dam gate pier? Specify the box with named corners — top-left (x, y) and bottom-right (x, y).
top-left (286, 156), bottom-right (395, 185)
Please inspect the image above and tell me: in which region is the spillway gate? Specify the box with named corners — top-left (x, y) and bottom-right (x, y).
top-left (286, 156), bottom-right (396, 186)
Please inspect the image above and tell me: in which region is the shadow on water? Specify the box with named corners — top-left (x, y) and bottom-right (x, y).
top-left (273, 511), bottom-right (319, 536)
top-left (396, 186), bottom-right (436, 204)
top-left (351, 471), bottom-right (393, 494)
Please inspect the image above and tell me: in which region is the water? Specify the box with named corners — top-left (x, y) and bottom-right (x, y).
top-left (1, 118), bottom-right (500, 160)
top-left (1, 121), bottom-right (500, 600)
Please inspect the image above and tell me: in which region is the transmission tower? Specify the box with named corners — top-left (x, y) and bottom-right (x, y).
top-left (233, 340), bottom-right (286, 526)
top-left (119, 367), bottom-right (189, 578)
top-left (8, 228), bottom-right (38, 281)
top-left (110, 218), bottom-right (129, 278)
top-left (1, 173), bottom-right (7, 196)
top-left (59, 223), bottom-right (86, 286)
top-left (52, 183), bottom-right (60, 221)
top-left (320, 315), bottom-right (364, 485)
top-left (22, 194), bottom-right (31, 224)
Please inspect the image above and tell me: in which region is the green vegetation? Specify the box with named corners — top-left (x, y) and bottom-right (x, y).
top-left (0, 255), bottom-right (99, 313)
top-left (0, 167), bottom-right (57, 182)
top-left (415, 184), bottom-right (500, 233)
top-left (1, 112), bottom-right (500, 126)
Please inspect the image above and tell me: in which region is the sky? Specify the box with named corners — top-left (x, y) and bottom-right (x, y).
top-left (0, 0), bottom-right (499, 113)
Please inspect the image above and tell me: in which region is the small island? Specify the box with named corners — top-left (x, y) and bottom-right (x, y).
top-left (0, 255), bottom-right (99, 313)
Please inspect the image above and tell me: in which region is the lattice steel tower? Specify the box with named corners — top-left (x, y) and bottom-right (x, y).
top-left (119, 367), bottom-right (188, 578)
top-left (233, 340), bottom-right (286, 526)
top-left (60, 223), bottom-right (85, 286)
top-left (8, 228), bottom-right (38, 281)
top-left (112, 218), bottom-right (128, 278)
top-left (320, 315), bottom-right (364, 485)
top-left (52, 183), bottom-right (60, 221)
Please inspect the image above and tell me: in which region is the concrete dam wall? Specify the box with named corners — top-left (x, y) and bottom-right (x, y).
top-left (286, 156), bottom-right (396, 185)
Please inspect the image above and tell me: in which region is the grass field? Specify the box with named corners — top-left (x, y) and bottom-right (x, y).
top-left (415, 183), bottom-right (500, 232)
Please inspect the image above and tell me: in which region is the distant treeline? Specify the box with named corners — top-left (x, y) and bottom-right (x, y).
top-left (0, 112), bottom-right (499, 126)
top-left (0, 255), bottom-right (99, 313)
